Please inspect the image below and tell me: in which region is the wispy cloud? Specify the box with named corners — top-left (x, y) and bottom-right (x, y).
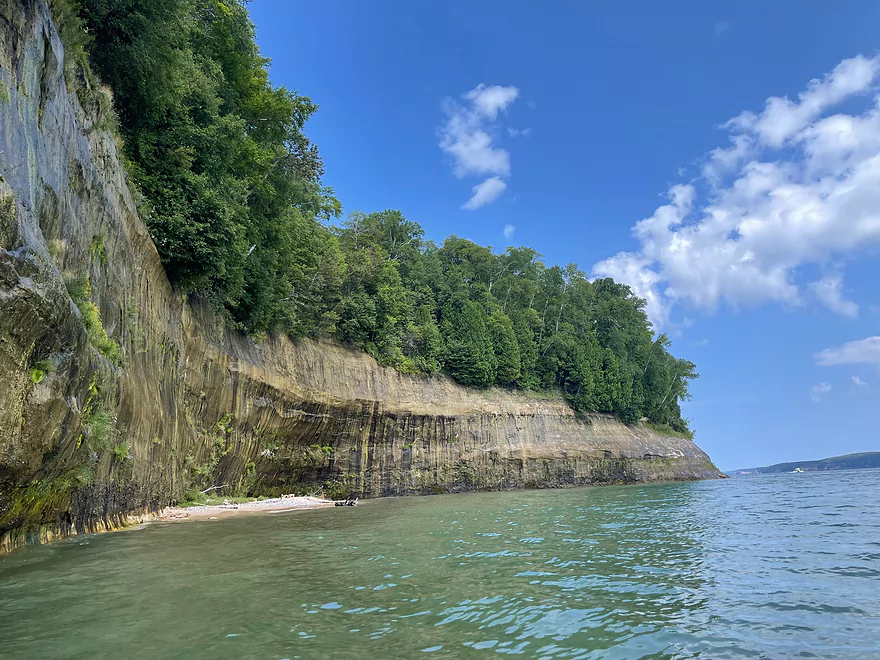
top-left (810, 382), bottom-right (832, 402)
top-left (811, 274), bottom-right (859, 318)
top-left (816, 337), bottom-right (880, 366)
top-left (440, 83), bottom-right (519, 209)
top-left (462, 177), bottom-right (507, 210)
top-left (852, 375), bottom-right (868, 386)
top-left (714, 21), bottom-right (729, 35)
top-left (503, 224), bottom-right (516, 240)
top-left (592, 54), bottom-right (880, 328)
top-left (507, 127), bottom-right (531, 137)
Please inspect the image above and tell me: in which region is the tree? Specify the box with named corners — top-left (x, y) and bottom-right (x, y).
top-left (401, 305), bottom-right (443, 374)
top-left (487, 311), bottom-right (521, 386)
top-left (77, 0), bottom-right (339, 332)
top-left (440, 295), bottom-right (496, 387)
top-left (510, 309), bottom-right (541, 389)
top-left (70, 0), bottom-right (699, 433)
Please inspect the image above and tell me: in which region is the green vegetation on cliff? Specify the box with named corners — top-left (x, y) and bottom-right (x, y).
top-left (60, 0), bottom-right (696, 433)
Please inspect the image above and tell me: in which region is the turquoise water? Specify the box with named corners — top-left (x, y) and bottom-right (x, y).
top-left (2, 470), bottom-right (879, 659)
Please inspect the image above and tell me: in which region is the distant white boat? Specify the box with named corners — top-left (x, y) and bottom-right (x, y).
top-left (792, 467), bottom-right (804, 473)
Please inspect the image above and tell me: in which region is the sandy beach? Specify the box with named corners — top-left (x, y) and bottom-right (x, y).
top-left (159, 496), bottom-right (336, 521)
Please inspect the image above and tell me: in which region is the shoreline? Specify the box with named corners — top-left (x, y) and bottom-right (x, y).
top-left (2, 475), bottom-right (720, 555)
top-left (158, 496), bottom-right (336, 522)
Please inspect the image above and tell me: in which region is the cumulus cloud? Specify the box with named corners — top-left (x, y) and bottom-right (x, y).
top-left (729, 55), bottom-right (879, 147)
top-left (592, 252), bottom-right (669, 329)
top-left (852, 375), bottom-right (868, 386)
top-left (440, 84), bottom-right (519, 209)
top-left (592, 54), bottom-right (880, 328)
top-left (465, 84), bottom-right (519, 119)
top-left (815, 336), bottom-right (880, 366)
top-left (462, 177), bottom-right (507, 210)
top-left (811, 275), bottom-right (859, 318)
top-left (503, 224), bottom-right (516, 240)
top-left (810, 382), bottom-right (832, 402)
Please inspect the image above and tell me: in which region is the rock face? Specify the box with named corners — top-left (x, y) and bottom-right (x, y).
top-left (0, 0), bottom-right (722, 554)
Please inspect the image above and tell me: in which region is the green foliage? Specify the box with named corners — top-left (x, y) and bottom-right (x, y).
top-left (213, 414), bottom-right (234, 436)
top-left (78, 373), bottom-right (115, 453)
top-left (0, 469), bottom-right (92, 529)
top-left (645, 421), bottom-right (694, 440)
top-left (83, 408), bottom-right (113, 451)
top-left (322, 478), bottom-right (352, 501)
top-left (48, 0), bottom-right (91, 88)
top-left (324, 221), bottom-right (697, 431)
top-left (487, 310), bottom-right (521, 386)
top-left (182, 489), bottom-right (204, 506)
top-left (74, 0), bottom-right (342, 334)
top-left (90, 234), bottom-right (107, 266)
top-left (406, 305), bottom-right (443, 374)
top-left (112, 441), bottom-right (130, 463)
top-left (61, 0), bottom-right (698, 434)
top-left (29, 359), bottom-right (52, 384)
top-left (441, 295), bottom-right (496, 387)
top-left (64, 274), bottom-right (121, 363)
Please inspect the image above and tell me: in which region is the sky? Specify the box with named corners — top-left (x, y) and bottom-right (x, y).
top-left (248, 0), bottom-right (880, 471)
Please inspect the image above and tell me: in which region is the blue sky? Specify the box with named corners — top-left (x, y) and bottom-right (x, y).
top-left (249, 0), bottom-right (880, 470)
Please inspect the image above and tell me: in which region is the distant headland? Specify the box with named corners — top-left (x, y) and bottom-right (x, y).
top-left (730, 452), bottom-right (880, 475)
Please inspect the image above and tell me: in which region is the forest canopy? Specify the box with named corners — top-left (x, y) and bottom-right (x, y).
top-left (63, 0), bottom-right (697, 434)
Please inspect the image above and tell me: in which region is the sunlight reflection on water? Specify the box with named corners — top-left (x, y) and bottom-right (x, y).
top-left (2, 470), bottom-right (879, 659)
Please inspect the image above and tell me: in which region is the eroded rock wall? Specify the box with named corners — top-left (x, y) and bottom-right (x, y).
top-left (0, 0), bottom-right (722, 554)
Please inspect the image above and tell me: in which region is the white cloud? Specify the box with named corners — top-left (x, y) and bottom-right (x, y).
top-left (462, 177), bottom-right (507, 210)
top-left (816, 336), bottom-right (880, 366)
top-left (440, 85), bottom-right (517, 178)
top-left (507, 127), bottom-right (532, 137)
top-left (440, 84), bottom-right (519, 209)
top-left (727, 55), bottom-right (879, 147)
top-left (592, 251), bottom-right (668, 329)
top-left (811, 275), bottom-right (859, 318)
top-left (440, 111), bottom-right (511, 178)
top-left (592, 54), bottom-right (880, 329)
top-left (714, 22), bottom-right (729, 35)
top-left (810, 382), bottom-right (832, 402)
top-left (465, 84), bottom-right (519, 119)
top-left (503, 224), bottom-right (516, 240)
top-left (853, 375), bottom-right (868, 386)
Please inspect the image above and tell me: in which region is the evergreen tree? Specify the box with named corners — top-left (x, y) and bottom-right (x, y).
top-left (487, 311), bottom-right (521, 386)
top-left (440, 295), bottom-right (496, 387)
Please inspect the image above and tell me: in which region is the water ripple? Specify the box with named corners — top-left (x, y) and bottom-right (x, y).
top-left (2, 469), bottom-right (880, 658)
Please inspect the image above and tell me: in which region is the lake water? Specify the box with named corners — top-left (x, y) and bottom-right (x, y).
top-left (2, 470), bottom-right (879, 659)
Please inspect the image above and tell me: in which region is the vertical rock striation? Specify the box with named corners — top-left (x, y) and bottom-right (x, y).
top-left (0, 0), bottom-right (722, 554)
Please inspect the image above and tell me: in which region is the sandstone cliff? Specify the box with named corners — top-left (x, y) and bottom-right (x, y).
top-left (0, 0), bottom-right (722, 554)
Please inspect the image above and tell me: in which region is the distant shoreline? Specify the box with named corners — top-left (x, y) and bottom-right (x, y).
top-left (730, 452), bottom-right (880, 475)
